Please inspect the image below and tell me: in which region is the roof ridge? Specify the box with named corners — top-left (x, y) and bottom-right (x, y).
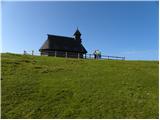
top-left (47, 34), bottom-right (74, 39)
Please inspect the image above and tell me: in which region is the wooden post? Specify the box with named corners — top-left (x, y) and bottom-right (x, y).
top-left (78, 53), bottom-right (80, 59)
top-left (65, 52), bottom-right (67, 58)
top-left (55, 51), bottom-right (56, 57)
top-left (85, 54), bottom-right (86, 59)
top-left (24, 50), bottom-right (27, 55)
top-left (32, 50), bottom-right (34, 56)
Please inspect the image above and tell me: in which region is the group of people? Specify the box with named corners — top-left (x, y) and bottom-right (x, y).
top-left (93, 50), bottom-right (101, 59)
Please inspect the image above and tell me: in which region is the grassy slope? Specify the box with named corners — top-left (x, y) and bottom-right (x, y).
top-left (1, 53), bottom-right (159, 119)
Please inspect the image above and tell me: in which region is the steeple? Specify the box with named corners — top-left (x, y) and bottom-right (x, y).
top-left (73, 28), bottom-right (81, 43)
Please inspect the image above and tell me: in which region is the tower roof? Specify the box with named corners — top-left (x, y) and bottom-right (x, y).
top-left (73, 28), bottom-right (81, 36)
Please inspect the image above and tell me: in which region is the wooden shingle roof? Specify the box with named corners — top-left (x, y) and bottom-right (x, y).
top-left (39, 34), bottom-right (87, 53)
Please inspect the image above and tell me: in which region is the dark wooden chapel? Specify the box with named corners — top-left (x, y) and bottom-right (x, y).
top-left (39, 29), bottom-right (87, 58)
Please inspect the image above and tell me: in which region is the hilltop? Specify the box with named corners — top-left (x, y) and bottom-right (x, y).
top-left (1, 53), bottom-right (159, 118)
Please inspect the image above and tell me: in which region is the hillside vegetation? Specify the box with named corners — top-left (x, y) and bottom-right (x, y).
top-left (1, 53), bottom-right (159, 118)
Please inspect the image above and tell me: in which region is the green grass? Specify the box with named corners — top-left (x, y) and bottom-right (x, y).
top-left (1, 53), bottom-right (159, 119)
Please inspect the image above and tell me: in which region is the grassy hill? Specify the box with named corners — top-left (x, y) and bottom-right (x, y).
top-left (1, 53), bottom-right (159, 119)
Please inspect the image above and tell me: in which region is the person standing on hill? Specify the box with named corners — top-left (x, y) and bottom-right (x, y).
top-left (96, 50), bottom-right (101, 59)
top-left (99, 50), bottom-right (101, 59)
top-left (93, 50), bottom-right (101, 59)
top-left (93, 50), bottom-right (97, 59)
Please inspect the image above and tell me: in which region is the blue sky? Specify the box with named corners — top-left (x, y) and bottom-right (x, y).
top-left (2, 1), bottom-right (159, 60)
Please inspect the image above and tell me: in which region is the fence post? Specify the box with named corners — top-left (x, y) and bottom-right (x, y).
top-left (78, 53), bottom-right (80, 59)
top-left (24, 50), bottom-right (26, 55)
top-left (65, 52), bottom-right (67, 58)
top-left (89, 54), bottom-right (91, 59)
top-left (32, 50), bottom-right (34, 56)
top-left (55, 51), bottom-right (56, 57)
top-left (85, 54), bottom-right (86, 59)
